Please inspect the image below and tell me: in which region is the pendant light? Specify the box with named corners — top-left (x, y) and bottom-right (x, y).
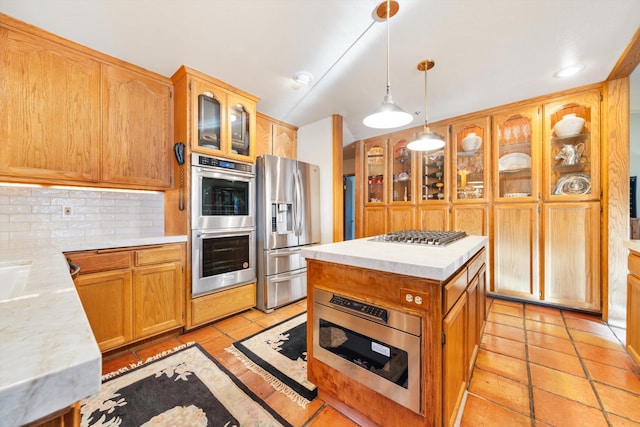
top-left (407, 59), bottom-right (445, 151)
top-left (363, 0), bottom-right (413, 129)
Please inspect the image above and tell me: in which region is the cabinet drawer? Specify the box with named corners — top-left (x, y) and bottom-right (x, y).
top-left (135, 245), bottom-right (183, 266)
top-left (191, 282), bottom-right (256, 326)
top-left (628, 252), bottom-right (640, 279)
top-left (444, 269), bottom-right (467, 314)
top-left (468, 248), bottom-right (486, 282)
top-left (66, 251), bottom-right (131, 274)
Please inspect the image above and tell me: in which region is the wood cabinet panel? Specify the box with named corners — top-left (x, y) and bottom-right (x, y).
top-left (627, 266), bottom-right (640, 365)
top-left (255, 113), bottom-right (297, 159)
top-left (66, 251), bottom-right (131, 274)
top-left (417, 206), bottom-right (448, 231)
top-left (74, 270), bottom-right (133, 351)
top-left (443, 292), bottom-right (467, 427)
top-left (0, 26), bottom-right (101, 183)
top-left (133, 262), bottom-right (184, 338)
top-left (492, 203), bottom-right (539, 299)
top-left (466, 276), bottom-right (478, 373)
top-left (191, 282), bottom-right (256, 327)
top-left (101, 63), bottom-right (173, 189)
top-left (363, 206), bottom-right (387, 237)
top-left (543, 202), bottom-right (600, 310)
top-left (451, 204), bottom-right (489, 236)
top-left (387, 206), bottom-right (415, 232)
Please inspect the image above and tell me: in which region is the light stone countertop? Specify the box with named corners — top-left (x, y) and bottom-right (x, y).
top-left (624, 240), bottom-right (640, 254)
top-left (301, 235), bottom-right (488, 282)
top-left (0, 234), bottom-right (187, 427)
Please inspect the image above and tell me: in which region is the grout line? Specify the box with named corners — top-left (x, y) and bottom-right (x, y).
top-left (560, 310), bottom-right (614, 427)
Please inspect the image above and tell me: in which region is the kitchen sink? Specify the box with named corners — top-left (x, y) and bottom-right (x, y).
top-left (0, 260), bottom-right (32, 301)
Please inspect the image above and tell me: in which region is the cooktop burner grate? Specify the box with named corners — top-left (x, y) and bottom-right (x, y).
top-left (370, 229), bottom-right (467, 246)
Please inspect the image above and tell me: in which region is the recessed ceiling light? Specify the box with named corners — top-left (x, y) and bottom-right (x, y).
top-left (293, 71), bottom-right (313, 86)
top-left (554, 64), bottom-right (586, 78)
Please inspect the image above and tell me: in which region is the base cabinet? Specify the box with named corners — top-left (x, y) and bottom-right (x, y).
top-left (443, 292), bottom-right (467, 427)
top-left (190, 282), bottom-right (256, 327)
top-left (626, 251), bottom-right (640, 366)
top-left (66, 243), bottom-right (185, 352)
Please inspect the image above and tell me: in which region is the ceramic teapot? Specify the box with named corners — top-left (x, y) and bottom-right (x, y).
top-left (555, 142), bottom-right (585, 166)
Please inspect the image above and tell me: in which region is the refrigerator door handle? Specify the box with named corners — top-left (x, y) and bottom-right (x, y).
top-left (293, 167), bottom-right (303, 236)
top-left (270, 248), bottom-right (302, 257)
top-left (270, 270), bottom-right (307, 283)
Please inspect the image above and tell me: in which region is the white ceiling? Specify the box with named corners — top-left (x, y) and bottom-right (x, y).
top-left (1, 0), bottom-right (639, 144)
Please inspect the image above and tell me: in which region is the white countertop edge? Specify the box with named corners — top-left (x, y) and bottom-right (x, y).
top-left (624, 240), bottom-right (640, 254)
top-left (301, 235), bottom-right (488, 281)
top-left (0, 233), bottom-right (187, 426)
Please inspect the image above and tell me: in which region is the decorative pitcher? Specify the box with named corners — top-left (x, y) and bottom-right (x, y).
top-left (555, 142), bottom-right (585, 166)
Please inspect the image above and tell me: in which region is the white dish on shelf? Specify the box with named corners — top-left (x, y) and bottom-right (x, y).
top-left (504, 192), bottom-right (530, 198)
top-left (499, 153), bottom-right (531, 171)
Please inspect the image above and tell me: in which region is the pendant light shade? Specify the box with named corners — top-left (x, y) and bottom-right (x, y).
top-left (363, 0), bottom-right (413, 129)
top-left (407, 59), bottom-right (445, 151)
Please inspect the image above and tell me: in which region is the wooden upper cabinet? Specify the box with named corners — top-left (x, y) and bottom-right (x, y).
top-left (492, 104), bottom-right (541, 201)
top-left (101, 64), bottom-right (173, 189)
top-left (389, 130), bottom-right (416, 204)
top-left (255, 112), bottom-right (298, 159)
top-left (364, 137), bottom-right (388, 205)
top-left (542, 89), bottom-right (601, 201)
top-left (174, 66), bottom-right (259, 162)
top-left (0, 26), bottom-right (101, 183)
top-left (451, 116), bottom-right (491, 203)
top-left (417, 124), bottom-right (449, 204)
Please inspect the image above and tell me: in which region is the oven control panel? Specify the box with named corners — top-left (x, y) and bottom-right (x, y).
top-left (329, 295), bottom-right (389, 323)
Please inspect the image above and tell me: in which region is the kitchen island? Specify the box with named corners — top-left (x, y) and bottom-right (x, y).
top-left (0, 234), bottom-right (186, 427)
top-left (301, 234), bottom-right (488, 427)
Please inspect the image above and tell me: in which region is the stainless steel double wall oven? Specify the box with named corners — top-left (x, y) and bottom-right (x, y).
top-left (190, 153), bottom-right (256, 297)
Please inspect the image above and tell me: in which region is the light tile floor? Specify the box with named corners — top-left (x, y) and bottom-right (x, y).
top-left (101, 298), bottom-right (640, 426)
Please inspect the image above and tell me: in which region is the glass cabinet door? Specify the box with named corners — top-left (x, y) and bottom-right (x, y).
top-left (390, 133), bottom-right (415, 203)
top-left (227, 93), bottom-right (255, 159)
top-left (365, 138), bottom-right (387, 204)
top-left (452, 116), bottom-right (490, 203)
top-left (493, 105), bottom-right (540, 200)
top-left (543, 90), bottom-right (600, 200)
top-left (418, 124), bottom-right (448, 202)
top-left (193, 77), bottom-right (227, 154)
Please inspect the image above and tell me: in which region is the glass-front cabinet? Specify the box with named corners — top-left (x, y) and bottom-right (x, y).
top-left (365, 137), bottom-right (388, 204)
top-left (189, 70), bottom-right (258, 162)
top-left (451, 116), bottom-right (491, 203)
top-left (543, 90), bottom-right (600, 201)
top-left (493, 105), bottom-right (540, 201)
top-left (390, 132), bottom-right (415, 203)
top-left (416, 124), bottom-right (449, 231)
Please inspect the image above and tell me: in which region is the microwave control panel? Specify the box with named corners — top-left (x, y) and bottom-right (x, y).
top-left (329, 294), bottom-right (389, 323)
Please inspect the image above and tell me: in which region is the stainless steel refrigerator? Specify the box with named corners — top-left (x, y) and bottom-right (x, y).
top-left (256, 155), bottom-right (320, 312)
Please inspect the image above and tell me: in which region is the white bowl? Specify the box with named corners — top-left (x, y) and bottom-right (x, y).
top-left (461, 133), bottom-right (482, 152)
top-left (554, 113), bottom-right (585, 138)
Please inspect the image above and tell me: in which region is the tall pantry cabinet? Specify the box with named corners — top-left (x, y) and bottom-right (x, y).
top-left (491, 88), bottom-right (601, 311)
top-left (355, 84), bottom-right (603, 312)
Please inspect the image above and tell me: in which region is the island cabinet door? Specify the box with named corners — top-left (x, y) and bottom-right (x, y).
top-left (443, 292), bottom-right (467, 427)
top-left (542, 201), bottom-right (600, 310)
top-left (491, 203), bottom-right (540, 299)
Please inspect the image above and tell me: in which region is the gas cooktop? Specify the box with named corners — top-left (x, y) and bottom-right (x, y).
top-left (370, 229), bottom-right (467, 246)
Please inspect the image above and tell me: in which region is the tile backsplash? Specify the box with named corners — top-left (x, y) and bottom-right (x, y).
top-left (0, 185), bottom-right (164, 242)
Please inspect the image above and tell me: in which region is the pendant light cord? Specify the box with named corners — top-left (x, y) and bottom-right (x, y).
top-left (423, 65), bottom-right (428, 130)
top-left (385, 0), bottom-right (391, 97)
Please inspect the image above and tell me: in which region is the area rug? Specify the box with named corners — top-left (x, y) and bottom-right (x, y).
top-left (225, 312), bottom-right (317, 408)
top-left (80, 343), bottom-right (292, 427)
